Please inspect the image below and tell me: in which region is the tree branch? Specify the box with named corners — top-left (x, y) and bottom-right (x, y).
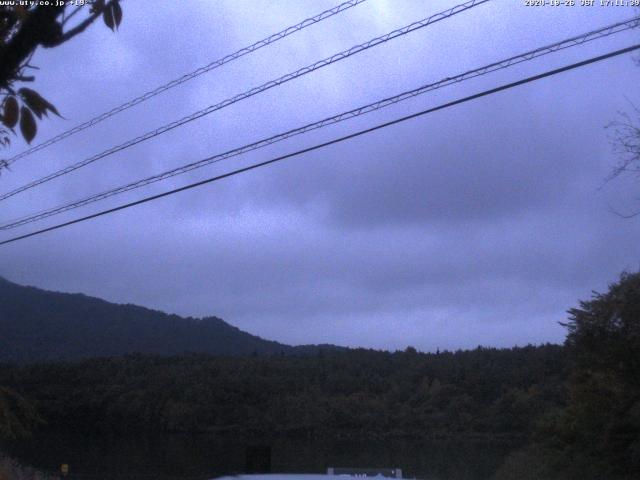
top-left (53, 2), bottom-right (112, 46)
top-left (61, 5), bottom-right (83, 27)
top-left (0, 5), bottom-right (64, 88)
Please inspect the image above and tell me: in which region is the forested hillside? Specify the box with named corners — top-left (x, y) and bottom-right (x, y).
top-left (0, 277), bottom-right (316, 362)
top-left (0, 345), bottom-right (567, 437)
top-left (1, 272), bottom-right (638, 479)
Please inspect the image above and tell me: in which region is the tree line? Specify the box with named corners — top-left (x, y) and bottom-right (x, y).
top-left (1, 271), bottom-right (639, 479)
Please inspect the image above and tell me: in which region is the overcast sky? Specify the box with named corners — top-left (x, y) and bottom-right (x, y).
top-left (1, 0), bottom-right (639, 351)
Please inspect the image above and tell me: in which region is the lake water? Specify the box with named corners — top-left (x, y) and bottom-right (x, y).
top-left (2, 433), bottom-right (516, 480)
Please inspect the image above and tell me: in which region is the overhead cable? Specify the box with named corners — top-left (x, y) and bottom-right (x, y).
top-left (2, 43), bottom-right (638, 246)
top-left (2, 17), bottom-right (637, 230)
top-left (3, 0), bottom-right (369, 166)
top-left (0, 0), bottom-right (489, 201)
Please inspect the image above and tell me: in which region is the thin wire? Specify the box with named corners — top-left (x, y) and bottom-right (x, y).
top-left (3, 0), bottom-right (369, 166)
top-left (2, 16), bottom-right (637, 230)
top-left (1, 43), bottom-right (638, 247)
top-left (0, 0), bottom-right (489, 202)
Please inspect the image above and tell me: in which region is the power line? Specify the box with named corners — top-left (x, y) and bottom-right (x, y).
top-left (0, 0), bottom-right (489, 202)
top-left (1, 43), bottom-right (637, 247)
top-left (2, 16), bottom-right (637, 230)
top-left (3, 0), bottom-right (369, 166)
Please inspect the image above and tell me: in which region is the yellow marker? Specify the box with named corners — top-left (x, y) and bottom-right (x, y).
top-left (61, 464), bottom-right (69, 476)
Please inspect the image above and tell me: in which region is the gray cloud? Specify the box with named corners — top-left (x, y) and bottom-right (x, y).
top-left (1, 0), bottom-right (639, 351)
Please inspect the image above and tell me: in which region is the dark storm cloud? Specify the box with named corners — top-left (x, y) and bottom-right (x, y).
top-left (1, 0), bottom-right (639, 350)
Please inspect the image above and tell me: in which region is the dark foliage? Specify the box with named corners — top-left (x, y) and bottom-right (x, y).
top-left (0, 386), bottom-right (40, 439)
top-left (531, 272), bottom-right (640, 479)
top-left (0, 345), bottom-right (567, 439)
top-left (2, 273), bottom-right (639, 478)
top-left (1, 2), bottom-right (122, 147)
top-left (495, 272), bottom-right (640, 480)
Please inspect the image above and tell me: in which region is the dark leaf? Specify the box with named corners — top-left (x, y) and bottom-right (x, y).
top-left (2, 96), bottom-right (19, 129)
top-left (39, 95), bottom-right (61, 118)
top-left (19, 107), bottom-right (36, 144)
top-left (18, 88), bottom-right (61, 118)
top-left (113, 1), bottom-right (123, 28)
top-left (18, 88), bottom-right (46, 119)
top-left (46, 102), bottom-right (61, 118)
top-left (103, 3), bottom-right (115, 31)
